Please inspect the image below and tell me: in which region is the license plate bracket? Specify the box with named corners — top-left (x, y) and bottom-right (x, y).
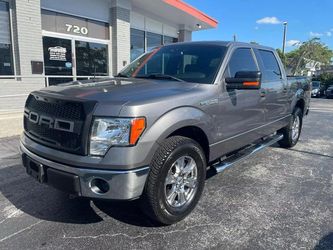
top-left (26, 158), bottom-right (46, 183)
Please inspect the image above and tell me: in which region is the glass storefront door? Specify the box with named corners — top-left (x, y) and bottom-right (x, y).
top-left (43, 36), bottom-right (108, 85)
top-left (75, 41), bottom-right (108, 78)
top-left (43, 36), bottom-right (73, 85)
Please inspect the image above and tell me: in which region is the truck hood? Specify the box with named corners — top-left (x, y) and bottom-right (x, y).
top-left (38, 77), bottom-right (199, 105)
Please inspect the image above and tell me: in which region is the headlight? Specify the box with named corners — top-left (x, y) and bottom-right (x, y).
top-left (89, 117), bottom-right (146, 156)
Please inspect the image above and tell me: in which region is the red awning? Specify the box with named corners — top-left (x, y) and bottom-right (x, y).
top-left (163, 0), bottom-right (218, 28)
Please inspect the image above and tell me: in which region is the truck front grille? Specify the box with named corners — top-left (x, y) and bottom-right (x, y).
top-left (26, 95), bottom-right (84, 120)
top-left (23, 94), bottom-right (95, 155)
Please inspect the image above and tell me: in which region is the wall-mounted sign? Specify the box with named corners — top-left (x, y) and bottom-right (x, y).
top-left (42, 9), bottom-right (109, 40)
top-left (31, 61), bottom-right (44, 74)
top-left (48, 46), bottom-right (67, 61)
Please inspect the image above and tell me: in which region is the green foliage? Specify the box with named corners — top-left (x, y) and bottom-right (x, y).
top-left (320, 72), bottom-right (333, 89)
top-left (283, 38), bottom-right (333, 75)
top-left (276, 48), bottom-right (284, 60)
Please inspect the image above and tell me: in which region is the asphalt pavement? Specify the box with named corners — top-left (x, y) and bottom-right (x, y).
top-left (0, 98), bottom-right (332, 249)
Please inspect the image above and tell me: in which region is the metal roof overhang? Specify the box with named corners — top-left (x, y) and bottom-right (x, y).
top-left (131, 0), bottom-right (218, 31)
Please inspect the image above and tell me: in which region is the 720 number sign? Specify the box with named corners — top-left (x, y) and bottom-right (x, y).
top-left (65, 24), bottom-right (89, 35)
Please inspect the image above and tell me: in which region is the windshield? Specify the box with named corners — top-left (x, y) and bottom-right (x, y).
top-left (312, 81), bottom-right (320, 88)
top-left (119, 44), bottom-right (227, 84)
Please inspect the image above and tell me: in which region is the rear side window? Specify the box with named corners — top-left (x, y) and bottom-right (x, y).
top-left (225, 48), bottom-right (258, 77)
top-left (258, 50), bottom-right (282, 82)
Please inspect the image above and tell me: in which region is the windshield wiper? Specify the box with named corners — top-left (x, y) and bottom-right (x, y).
top-left (136, 74), bottom-right (184, 82)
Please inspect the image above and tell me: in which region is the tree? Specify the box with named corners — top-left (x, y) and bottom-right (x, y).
top-left (284, 38), bottom-right (333, 75)
top-left (276, 48), bottom-right (286, 66)
top-left (276, 48), bottom-right (284, 59)
top-left (320, 72), bottom-right (333, 89)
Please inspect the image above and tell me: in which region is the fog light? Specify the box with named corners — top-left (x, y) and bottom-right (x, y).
top-left (90, 178), bottom-right (110, 194)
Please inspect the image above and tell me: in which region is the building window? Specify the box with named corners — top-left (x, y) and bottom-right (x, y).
top-left (164, 36), bottom-right (178, 45)
top-left (130, 29), bottom-right (179, 62)
top-left (0, 1), bottom-right (14, 75)
top-left (147, 32), bottom-right (163, 52)
top-left (130, 28), bottom-right (145, 61)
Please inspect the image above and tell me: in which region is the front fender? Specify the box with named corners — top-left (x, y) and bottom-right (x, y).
top-left (138, 106), bottom-right (214, 160)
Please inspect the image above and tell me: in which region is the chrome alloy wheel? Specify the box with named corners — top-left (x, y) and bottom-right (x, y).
top-left (164, 156), bottom-right (198, 208)
top-left (292, 115), bottom-right (300, 142)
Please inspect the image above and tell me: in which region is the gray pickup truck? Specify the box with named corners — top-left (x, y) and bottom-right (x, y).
top-left (20, 41), bottom-right (311, 224)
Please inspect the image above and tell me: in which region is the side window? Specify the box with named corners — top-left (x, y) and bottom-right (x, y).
top-left (225, 48), bottom-right (258, 77)
top-left (258, 50), bottom-right (282, 82)
top-left (182, 54), bottom-right (199, 74)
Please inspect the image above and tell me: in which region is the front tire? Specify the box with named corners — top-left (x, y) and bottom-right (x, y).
top-left (140, 136), bottom-right (206, 225)
top-left (278, 107), bottom-right (303, 148)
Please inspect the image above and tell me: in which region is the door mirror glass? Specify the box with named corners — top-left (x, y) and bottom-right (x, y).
top-left (225, 71), bottom-right (262, 90)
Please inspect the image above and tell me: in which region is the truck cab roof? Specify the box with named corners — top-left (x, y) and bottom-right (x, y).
top-left (164, 41), bottom-right (275, 52)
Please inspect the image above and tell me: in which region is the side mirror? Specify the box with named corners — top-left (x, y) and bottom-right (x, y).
top-left (225, 71), bottom-right (262, 90)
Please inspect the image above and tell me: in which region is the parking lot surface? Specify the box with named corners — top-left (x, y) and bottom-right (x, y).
top-left (0, 98), bottom-right (332, 250)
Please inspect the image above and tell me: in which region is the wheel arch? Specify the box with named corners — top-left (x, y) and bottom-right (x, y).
top-left (167, 126), bottom-right (210, 164)
top-left (294, 98), bottom-right (306, 116)
top-left (141, 106), bottom-right (214, 164)
top-left (291, 88), bottom-right (307, 116)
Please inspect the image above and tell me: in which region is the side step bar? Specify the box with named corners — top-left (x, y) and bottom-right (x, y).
top-left (212, 134), bottom-right (284, 173)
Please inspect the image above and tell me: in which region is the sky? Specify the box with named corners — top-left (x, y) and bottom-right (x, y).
top-left (185, 0), bottom-right (333, 52)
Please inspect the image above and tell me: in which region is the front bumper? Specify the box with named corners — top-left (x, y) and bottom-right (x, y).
top-left (20, 142), bottom-right (149, 200)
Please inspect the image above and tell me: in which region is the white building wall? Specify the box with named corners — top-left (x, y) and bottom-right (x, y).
top-left (15, 0), bottom-right (44, 82)
top-left (0, 0), bottom-right (44, 109)
top-left (130, 11), bottom-right (144, 30)
top-left (111, 0), bottom-right (131, 74)
top-left (163, 25), bottom-right (178, 38)
top-left (130, 10), bottom-right (179, 38)
top-left (145, 17), bottom-right (163, 34)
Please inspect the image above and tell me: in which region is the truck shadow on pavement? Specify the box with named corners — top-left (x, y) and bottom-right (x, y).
top-left (0, 164), bottom-right (161, 227)
top-left (270, 144), bottom-right (333, 159)
top-left (313, 232), bottom-right (333, 250)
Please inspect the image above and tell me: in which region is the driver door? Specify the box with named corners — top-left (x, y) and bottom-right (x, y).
top-left (213, 47), bottom-right (266, 156)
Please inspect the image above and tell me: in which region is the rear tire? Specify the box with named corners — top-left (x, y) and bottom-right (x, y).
top-left (140, 136), bottom-right (206, 225)
top-left (278, 107), bottom-right (303, 148)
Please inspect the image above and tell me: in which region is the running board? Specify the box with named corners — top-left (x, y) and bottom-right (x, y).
top-left (212, 134), bottom-right (283, 173)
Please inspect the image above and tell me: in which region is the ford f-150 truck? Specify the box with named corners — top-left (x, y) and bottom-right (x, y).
top-left (20, 41), bottom-right (311, 225)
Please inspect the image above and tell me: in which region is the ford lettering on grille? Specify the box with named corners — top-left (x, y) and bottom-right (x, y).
top-left (24, 108), bottom-right (75, 133)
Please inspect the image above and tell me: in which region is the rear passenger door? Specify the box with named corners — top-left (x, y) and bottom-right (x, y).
top-left (254, 49), bottom-right (289, 128)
